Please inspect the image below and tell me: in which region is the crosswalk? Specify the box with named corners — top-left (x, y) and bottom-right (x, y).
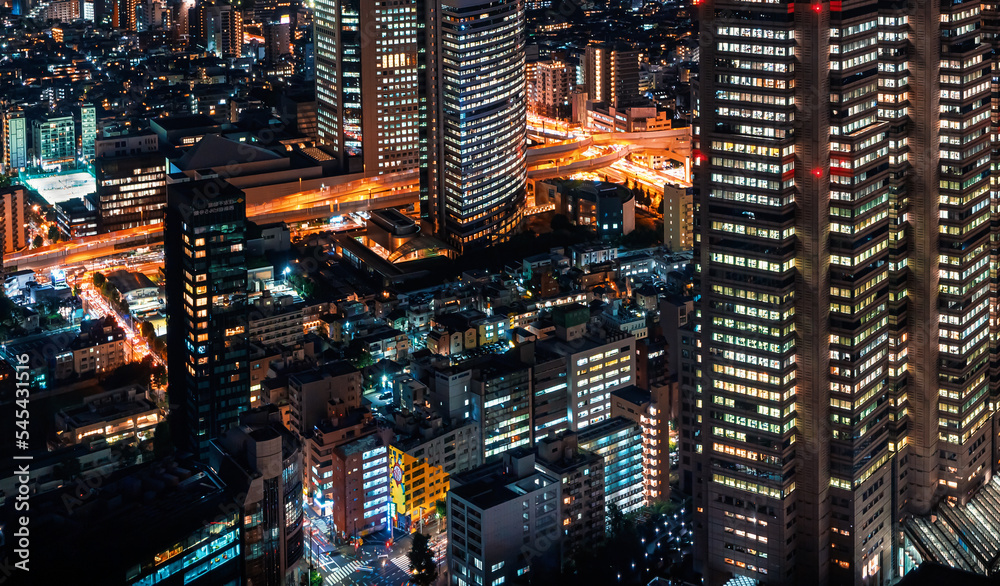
top-left (391, 555), bottom-right (411, 573)
top-left (325, 560), bottom-right (362, 584)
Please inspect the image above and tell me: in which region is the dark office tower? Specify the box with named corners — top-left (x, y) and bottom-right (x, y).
top-left (685, 0), bottom-right (998, 584)
top-left (166, 181), bottom-right (251, 462)
top-left (314, 0), bottom-right (422, 174)
top-left (94, 152), bottom-right (166, 233)
top-left (431, 0), bottom-right (527, 251)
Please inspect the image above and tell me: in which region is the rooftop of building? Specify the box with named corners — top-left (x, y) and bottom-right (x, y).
top-left (309, 407), bottom-right (373, 437)
top-left (212, 405), bottom-right (301, 476)
top-left (578, 416), bottom-right (641, 444)
top-left (23, 458), bottom-right (233, 582)
top-left (58, 386), bottom-right (157, 429)
top-left (896, 562), bottom-right (994, 586)
top-left (450, 449), bottom-right (558, 510)
top-left (536, 329), bottom-right (632, 357)
top-left (903, 475), bottom-right (1000, 577)
top-left (339, 431), bottom-right (386, 457)
top-left (150, 113), bottom-right (221, 131)
top-left (611, 385), bottom-right (651, 408)
top-left (174, 134), bottom-right (283, 170)
top-left (105, 269), bottom-right (158, 293)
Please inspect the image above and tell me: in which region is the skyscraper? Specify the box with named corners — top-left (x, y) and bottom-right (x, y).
top-left (431, 0), bottom-right (527, 251)
top-left (166, 180), bottom-right (251, 461)
top-left (313, 0), bottom-right (527, 250)
top-left (683, 0), bottom-right (996, 584)
top-left (314, 0), bottom-right (422, 174)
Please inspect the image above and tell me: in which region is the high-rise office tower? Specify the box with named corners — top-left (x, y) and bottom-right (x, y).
top-left (313, 0), bottom-right (527, 250)
top-left (166, 180), bottom-right (251, 461)
top-left (314, 0), bottom-right (422, 174)
top-left (431, 0), bottom-right (527, 251)
top-left (684, 0), bottom-right (996, 584)
top-left (2, 110), bottom-right (27, 174)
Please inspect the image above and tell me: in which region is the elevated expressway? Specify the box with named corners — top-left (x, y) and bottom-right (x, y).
top-left (5, 172), bottom-right (420, 272)
top-left (525, 128), bottom-right (692, 185)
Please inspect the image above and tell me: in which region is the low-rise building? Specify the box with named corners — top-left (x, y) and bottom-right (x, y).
top-left (288, 361), bottom-right (362, 437)
top-left (388, 445), bottom-right (450, 531)
top-left (304, 408), bottom-right (389, 537)
top-left (106, 269), bottom-right (163, 317)
top-left (210, 406), bottom-right (304, 586)
top-left (355, 326), bottom-right (410, 361)
top-left (55, 385), bottom-right (161, 446)
top-left (535, 432), bottom-right (605, 560)
top-left (447, 450), bottom-right (562, 586)
top-left (250, 294), bottom-right (305, 346)
top-left (67, 316), bottom-right (128, 378)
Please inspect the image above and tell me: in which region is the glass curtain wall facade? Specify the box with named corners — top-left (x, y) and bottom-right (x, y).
top-left (434, 0), bottom-right (526, 252)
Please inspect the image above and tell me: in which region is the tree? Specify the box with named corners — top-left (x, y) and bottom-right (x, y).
top-left (407, 532), bottom-right (438, 586)
top-left (55, 457), bottom-right (82, 481)
top-left (435, 499), bottom-right (447, 519)
top-left (32, 235), bottom-right (43, 248)
top-left (139, 321), bottom-right (155, 340)
top-left (153, 420), bottom-right (174, 459)
top-left (93, 272), bottom-right (106, 289)
top-left (0, 293), bottom-right (22, 325)
top-left (47, 225), bottom-right (59, 241)
top-left (344, 339), bottom-right (375, 369)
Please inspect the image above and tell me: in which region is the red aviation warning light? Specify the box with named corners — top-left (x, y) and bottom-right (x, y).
top-left (693, 149), bottom-right (706, 164)
top-left (812, 3), bottom-right (822, 12)
top-left (812, 168), bottom-right (823, 178)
